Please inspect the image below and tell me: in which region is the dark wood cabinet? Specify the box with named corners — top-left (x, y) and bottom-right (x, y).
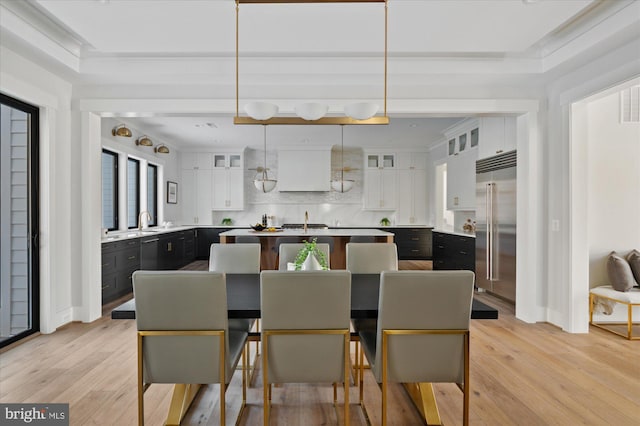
top-left (101, 238), bottom-right (140, 304)
top-left (391, 227), bottom-right (432, 260)
top-left (103, 229), bottom-right (200, 305)
top-left (195, 227), bottom-right (231, 259)
top-left (432, 231), bottom-right (475, 271)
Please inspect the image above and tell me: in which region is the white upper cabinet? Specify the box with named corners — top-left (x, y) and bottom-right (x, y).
top-left (446, 149), bottom-right (476, 211)
top-left (396, 151), bottom-right (427, 170)
top-left (212, 152), bottom-right (244, 210)
top-left (444, 119), bottom-right (479, 157)
top-left (478, 117), bottom-right (517, 159)
top-left (181, 168), bottom-right (213, 225)
top-left (397, 168), bottom-right (427, 224)
top-left (181, 152), bottom-right (213, 170)
top-left (364, 151), bottom-right (397, 210)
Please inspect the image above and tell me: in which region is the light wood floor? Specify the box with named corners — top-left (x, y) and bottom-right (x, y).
top-left (1, 261), bottom-right (639, 425)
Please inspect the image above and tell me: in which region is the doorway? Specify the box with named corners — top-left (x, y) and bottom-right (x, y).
top-left (0, 93), bottom-right (40, 348)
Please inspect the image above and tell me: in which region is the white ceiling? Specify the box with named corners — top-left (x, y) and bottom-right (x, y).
top-left (35, 0), bottom-right (593, 55)
top-left (11, 0), bottom-right (609, 150)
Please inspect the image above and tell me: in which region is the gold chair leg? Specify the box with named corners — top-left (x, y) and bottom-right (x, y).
top-left (263, 337), bottom-right (269, 426)
top-left (137, 333), bottom-right (144, 426)
top-left (359, 342), bottom-right (364, 404)
top-left (344, 332), bottom-right (350, 426)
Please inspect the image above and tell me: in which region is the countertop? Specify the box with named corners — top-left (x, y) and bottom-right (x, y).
top-left (102, 225), bottom-right (195, 243)
top-left (219, 228), bottom-right (394, 237)
top-left (101, 224), bottom-right (431, 244)
top-left (432, 228), bottom-right (476, 238)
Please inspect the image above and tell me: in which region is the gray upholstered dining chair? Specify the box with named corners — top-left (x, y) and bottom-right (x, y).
top-left (358, 270), bottom-right (475, 426)
top-left (209, 243), bottom-right (261, 273)
top-left (260, 270), bottom-right (352, 426)
top-left (278, 242), bottom-right (331, 270)
top-left (346, 242), bottom-right (398, 379)
top-left (133, 271), bottom-right (248, 426)
top-left (209, 243), bottom-right (260, 371)
top-left (345, 242), bottom-right (398, 273)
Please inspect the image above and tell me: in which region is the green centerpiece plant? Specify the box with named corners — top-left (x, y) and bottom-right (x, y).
top-left (221, 217), bottom-right (233, 225)
top-left (380, 217), bottom-right (391, 226)
top-left (294, 238), bottom-right (329, 271)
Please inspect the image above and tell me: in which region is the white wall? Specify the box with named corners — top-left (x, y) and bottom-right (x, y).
top-left (587, 90), bottom-right (640, 288)
top-left (101, 117), bottom-right (182, 227)
top-left (587, 89), bottom-right (640, 323)
top-left (0, 46), bottom-right (74, 333)
top-left (545, 37), bottom-right (640, 332)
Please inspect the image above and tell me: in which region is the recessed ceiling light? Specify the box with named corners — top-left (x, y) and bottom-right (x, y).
top-left (195, 122), bottom-right (217, 128)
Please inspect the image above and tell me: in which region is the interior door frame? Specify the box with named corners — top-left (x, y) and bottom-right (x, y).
top-left (0, 92), bottom-right (40, 348)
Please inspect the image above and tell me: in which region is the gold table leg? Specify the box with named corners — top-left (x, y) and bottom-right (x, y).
top-left (165, 383), bottom-right (202, 426)
top-left (402, 382), bottom-right (442, 426)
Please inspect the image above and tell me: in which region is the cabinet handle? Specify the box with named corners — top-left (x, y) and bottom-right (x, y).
top-left (167, 242), bottom-right (172, 251)
top-left (178, 237), bottom-right (185, 240)
top-left (496, 149), bottom-right (503, 154)
top-left (411, 249), bottom-right (419, 252)
top-left (102, 285), bottom-right (110, 290)
top-left (460, 251), bottom-right (467, 255)
top-left (142, 238), bottom-right (159, 243)
top-left (411, 238), bottom-right (419, 241)
top-left (103, 262), bottom-right (111, 267)
top-left (127, 241), bottom-right (136, 246)
top-left (127, 255), bottom-right (136, 260)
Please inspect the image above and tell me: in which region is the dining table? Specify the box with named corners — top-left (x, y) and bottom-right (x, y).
top-left (112, 273), bottom-right (498, 425)
top-left (112, 273), bottom-right (498, 321)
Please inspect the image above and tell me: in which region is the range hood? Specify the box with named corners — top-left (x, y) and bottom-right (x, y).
top-left (277, 146), bottom-right (332, 192)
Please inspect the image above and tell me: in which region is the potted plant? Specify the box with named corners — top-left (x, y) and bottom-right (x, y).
top-left (379, 217), bottom-right (391, 226)
top-left (294, 238), bottom-right (329, 270)
top-left (221, 217), bottom-right (233, 225)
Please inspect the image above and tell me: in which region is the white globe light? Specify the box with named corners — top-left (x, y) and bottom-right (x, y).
top-left (295, 102), bottom-right (328, 121)
top-left (254, 178), bottom-right (277, 193)
top-left (245, 102), bottom-right (279, 120)
top-left (344, 102), bottom-right (378, 120)
top-left (331, 179), bottom-right (354, 193)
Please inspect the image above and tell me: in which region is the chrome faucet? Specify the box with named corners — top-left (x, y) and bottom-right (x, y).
top-left (138, 210), bottom-right (151, 231)
top-left (304, 211), bottom-right (309, 233)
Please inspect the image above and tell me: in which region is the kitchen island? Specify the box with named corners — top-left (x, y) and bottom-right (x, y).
top-left (219, 228), bottom-right (394, 269)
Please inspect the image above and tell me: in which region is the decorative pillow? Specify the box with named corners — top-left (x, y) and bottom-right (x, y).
top-left (626, 249), bottom-right (640, 285)
top-left (607, 251), bottom-right (637, 292)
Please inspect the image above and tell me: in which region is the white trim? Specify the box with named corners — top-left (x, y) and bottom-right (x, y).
top-left (80, 112), bottom-right (102, 323)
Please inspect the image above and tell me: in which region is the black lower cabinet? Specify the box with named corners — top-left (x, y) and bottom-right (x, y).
top-left (101, 238), bottom-right (140, 304)
top-left (103, 229), bottom-right (200, 305)
top-left (392, 228), bottom-right (433, 260)
top-left (195, 228), bottom-right (231, 259)
top-left (432, 231), bottom-right (475, 271)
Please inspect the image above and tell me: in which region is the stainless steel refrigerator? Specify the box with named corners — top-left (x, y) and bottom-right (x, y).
top-left (475, 150), bottom-right (517, 303)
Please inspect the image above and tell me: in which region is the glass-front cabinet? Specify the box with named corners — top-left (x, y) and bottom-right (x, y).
top-left (212, 152), bottom-right (244, 210)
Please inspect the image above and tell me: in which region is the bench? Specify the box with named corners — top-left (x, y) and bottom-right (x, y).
top-left (589, 286), bottom-right (640, 340)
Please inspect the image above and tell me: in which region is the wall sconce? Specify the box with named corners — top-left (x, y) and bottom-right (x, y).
top-left (154, 144), bottom-right (170, 154)
top-left (135, 135), bottom-right (153, 147)
top-left (111, 124), bottom-right (132, 137)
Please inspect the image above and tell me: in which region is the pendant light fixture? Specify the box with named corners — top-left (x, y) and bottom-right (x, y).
top-left (331, 125), bottom-right (355, 193)
top-left (254, 125), bottom-right (277, 193)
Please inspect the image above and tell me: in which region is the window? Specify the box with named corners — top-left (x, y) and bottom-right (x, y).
top-left (147, 164), bottom-right (158, 226)
top-left (1, 92), bottom-right (40, 348)
top-left (127, 158), bottom-right (140, 229)
top-left (102, 149), bottom-right (118, 231)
